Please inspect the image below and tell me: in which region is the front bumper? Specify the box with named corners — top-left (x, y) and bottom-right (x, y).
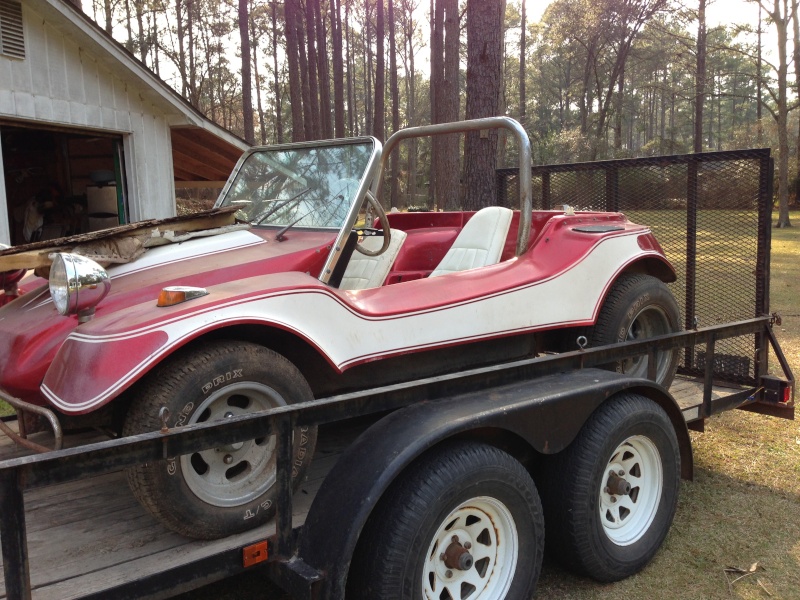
top-left (0, 387), bottom-right (63, 453)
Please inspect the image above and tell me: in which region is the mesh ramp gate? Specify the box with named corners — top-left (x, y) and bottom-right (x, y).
top-left (497, 148), bottom-right (774, 385)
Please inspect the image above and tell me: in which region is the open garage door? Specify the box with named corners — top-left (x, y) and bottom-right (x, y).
top-left (0, 122), bottom-right (127, 247)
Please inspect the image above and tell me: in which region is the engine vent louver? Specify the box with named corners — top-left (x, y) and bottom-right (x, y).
top-left (0, 0), bottom-right (25, 59)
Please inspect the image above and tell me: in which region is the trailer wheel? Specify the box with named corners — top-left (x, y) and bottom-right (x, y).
top-left (542, 393), bottom-right (680, 581)
top-left (347, 441), bottom-right (544, 600)
top-left (123, 341), bottom-right (317, 539)
top-left (590, 273), bottom-right (680, 388)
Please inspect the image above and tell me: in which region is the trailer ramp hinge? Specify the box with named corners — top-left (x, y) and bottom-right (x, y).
top-left (770, 312), bottom-right (782, 327)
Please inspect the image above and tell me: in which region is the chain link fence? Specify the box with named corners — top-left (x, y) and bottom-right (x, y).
top-left (497, 149), bottom-right (773, 385)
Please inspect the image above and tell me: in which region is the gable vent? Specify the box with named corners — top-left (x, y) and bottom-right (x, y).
top-left (0, 0), bottom-right (25, 59)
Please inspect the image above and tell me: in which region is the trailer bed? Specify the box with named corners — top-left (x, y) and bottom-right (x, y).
top-left (0, 375), bottom-right (742, 600)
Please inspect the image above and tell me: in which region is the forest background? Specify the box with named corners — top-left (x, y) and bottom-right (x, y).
top-left (84, 0), bottom-right (798, 226)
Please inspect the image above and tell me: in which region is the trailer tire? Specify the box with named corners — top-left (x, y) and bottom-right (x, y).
top-left (590, 273), bottom-right (680, 388)
top-left (541, 393), bottom-right (680, 581)
top-left (347, 440), bottom-right (544, 600)
top-left (123, 341), bottom-right (317, 539)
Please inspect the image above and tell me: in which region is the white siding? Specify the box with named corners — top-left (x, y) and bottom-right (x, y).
top-left (0, 4), bottom-right (179, 222)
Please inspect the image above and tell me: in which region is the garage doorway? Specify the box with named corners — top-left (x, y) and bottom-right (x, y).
top-left (0, 123), bottom-right (128, 247)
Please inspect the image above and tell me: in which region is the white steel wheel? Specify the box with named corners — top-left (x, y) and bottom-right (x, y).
top-left (423, 496), bottom-right (518, 600)
top-left (540, 393), bottom-right (680, 582)
top-left (181, 382), bottom-right (285, 507)
top-left (347, 441), bottom-right (544, 600)
top-left (598, 435), bottom-right (663, 546)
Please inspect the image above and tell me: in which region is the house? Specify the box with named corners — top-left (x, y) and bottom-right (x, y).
top-left (0, 0), bottom-right (248, 246)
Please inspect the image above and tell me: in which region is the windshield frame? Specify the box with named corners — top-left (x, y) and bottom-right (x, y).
top-left (215, 136), bottom-right (383, 285)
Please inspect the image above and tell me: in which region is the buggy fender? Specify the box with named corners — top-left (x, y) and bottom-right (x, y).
top-left (297, 368), bottom-right (691, 598)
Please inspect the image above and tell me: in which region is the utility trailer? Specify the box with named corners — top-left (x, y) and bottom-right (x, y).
top-left (0, 118), bottom-right (794, 598)
top-left (0, 322), bottom-right (793, 599)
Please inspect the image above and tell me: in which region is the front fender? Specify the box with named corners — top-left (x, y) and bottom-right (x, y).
top-left (39, 272), bottom-right (336, 415)
top-left (297, 369), bottom-right (691, 598)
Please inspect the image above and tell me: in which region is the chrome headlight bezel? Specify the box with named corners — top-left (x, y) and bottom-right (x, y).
top-left (49, 253), bottom-right (111, 321)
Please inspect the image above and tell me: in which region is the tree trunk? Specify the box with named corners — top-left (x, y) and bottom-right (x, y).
top-left (389, 0), bottom-right (401, 208)
top-left (792, 0), bottom-right (800, 210)
top-left (314, 0), bottom-right (333, 138)
top-left (175, 0), bottom-right (187, 98)
top-left (374, 0), bottom-right (386, 141)
top-left (271, 2), bottom-right (283, 143)
top-left (330, 0), bottom-right (346, 138)
top-left (284, 0), bottom-right (306, 141)
top-left (239, 0), bottom-right (255, 144)
top-left (771, 0), bottom-right (792, 227)
top-left (519, 0), bottom-right (526, 124)
top-left (345, 0), bottom-right (355, 135)
top-left (462, 0), bottom-right (504, 211)
top-left (305, 0), bottom-right (321, 139)
top-left (433, 0), bottom-right (460, 210)
top-left (694, 0), bottom-right (706, 153)
top-left (403, 0), bottom-right (418, 208)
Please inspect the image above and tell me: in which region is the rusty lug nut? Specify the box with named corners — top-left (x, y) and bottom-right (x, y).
top-left (223, 454), bottom-right (234, 465)
top-left (618, 470), bottom-right (625, 476)
top-left (604, 487), bottom-right (611, 494)
top-left (452, 535), bottom-right (459, 543)
top-left (445, 570), bottom-right (453, 578)
top-left (464, 542), bottom-right (472, 550)
top-left (610, 497), bottom-right (617, 503)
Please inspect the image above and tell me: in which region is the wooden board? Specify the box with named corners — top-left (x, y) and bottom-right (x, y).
top-left (0, 206), bottom-right (239, 272)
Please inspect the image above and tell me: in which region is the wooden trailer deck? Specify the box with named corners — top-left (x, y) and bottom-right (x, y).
top-left (0, 376), bottom-right (743, 600)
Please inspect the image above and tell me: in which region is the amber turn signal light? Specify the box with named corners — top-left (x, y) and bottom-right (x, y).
top-left (157, 286), bottom-right (208, 307)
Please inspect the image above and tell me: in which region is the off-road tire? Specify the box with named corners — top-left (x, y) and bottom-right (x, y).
top-left (347, 441), bottom-right (544, 600)
top-left (590, 273), bottom-right (681, 388)
top-left (541, 393), bottom-right (680, 582)
top-left (124, 341), bottom-right (317, 539)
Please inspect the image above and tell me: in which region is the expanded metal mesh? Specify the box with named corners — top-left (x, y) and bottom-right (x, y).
top-left (498, 149), bottom-right (773, 385)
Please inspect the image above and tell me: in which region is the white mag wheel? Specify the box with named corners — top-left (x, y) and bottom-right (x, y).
top-left (598, 435), bottom-right (663, 546)
top-left (423, 496), bottom-right (518, 600)
top-left (181, 381), bottom-right (285, 507)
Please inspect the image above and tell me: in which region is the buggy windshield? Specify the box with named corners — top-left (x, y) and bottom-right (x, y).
top-left (217, 140), bottom-right (375, 230)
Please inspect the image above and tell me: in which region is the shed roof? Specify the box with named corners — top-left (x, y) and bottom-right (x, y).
top-left (24, 0), bottom-right (249, 184)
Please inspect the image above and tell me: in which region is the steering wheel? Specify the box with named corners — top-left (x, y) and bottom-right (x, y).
top-left (354, 190), bottom-right (391, 257)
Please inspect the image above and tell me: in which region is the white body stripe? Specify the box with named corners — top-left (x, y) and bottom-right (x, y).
top-left (43, 233), bottom-right (652, 412)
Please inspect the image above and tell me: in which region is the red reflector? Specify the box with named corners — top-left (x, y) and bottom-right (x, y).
top-left (783, 386), bottom-right (792, 404)
top-left (243, 541), bottom-right (268, 567)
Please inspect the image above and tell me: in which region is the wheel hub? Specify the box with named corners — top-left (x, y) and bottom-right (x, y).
top-left (423, 497), bottom-right (518, 600)
top-left (443, 536), bottom-right (475, 571)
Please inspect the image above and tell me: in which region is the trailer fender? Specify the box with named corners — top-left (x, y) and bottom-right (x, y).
top-left (296, 369), bottom-right (691, 598)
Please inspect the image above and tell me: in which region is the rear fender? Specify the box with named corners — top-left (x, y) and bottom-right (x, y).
top-left (296, 369), bottom-right (691, 598)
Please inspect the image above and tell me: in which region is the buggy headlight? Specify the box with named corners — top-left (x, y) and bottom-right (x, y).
top-left (49, 253), bottom-right (110, 322)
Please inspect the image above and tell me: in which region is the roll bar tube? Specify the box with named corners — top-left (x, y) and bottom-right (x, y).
top-left (380, 117), bottom-right (533, 256)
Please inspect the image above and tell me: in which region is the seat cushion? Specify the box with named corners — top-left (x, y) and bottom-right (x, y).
top-left (340, 229), bottom-right (408, 290)
top-left (429, 207), bottom-right (512, 277)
